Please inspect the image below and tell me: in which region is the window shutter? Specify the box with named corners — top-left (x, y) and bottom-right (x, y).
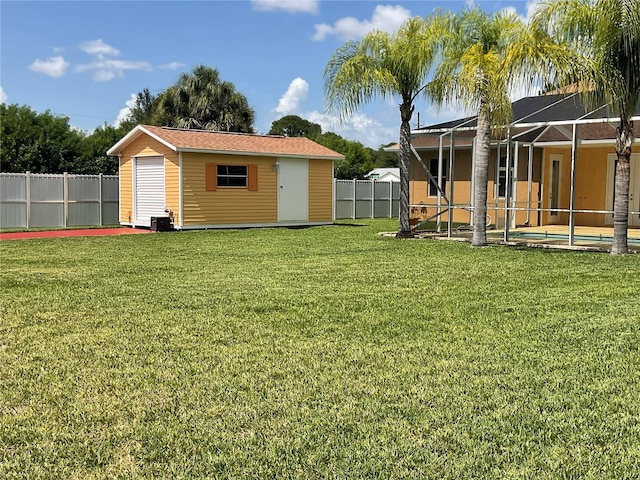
top-left (206, 163), bottom-right (217, 191)
top-left (248, 164), bottom-right (258, 191)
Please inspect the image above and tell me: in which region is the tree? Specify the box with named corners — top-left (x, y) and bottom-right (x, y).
top-left (268, 115), bottom-right (322, 139)
top-left (0, 104), bottom-right (85, 173)
top-left (431, 7), bottom-right (573, 246)
top-left (155, 65), bottom-right (255, 133)
top-left (314, 131), bottom-right (374, 179)
top-left (324, 16), bottom-right (443, 237)
top-left (371, 143), bottom-right (399, 168)
top-left (535, 0), bottom-right (640, 254)
top-left (79, 124), bottom-right (128, 175)
top-left (120, 88), bottom-right (159, 130)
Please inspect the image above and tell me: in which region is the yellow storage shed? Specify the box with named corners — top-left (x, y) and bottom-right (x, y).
top-left (107, 125), bottom-right (344, 229)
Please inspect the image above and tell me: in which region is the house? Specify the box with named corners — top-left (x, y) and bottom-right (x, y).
top-left (107, 125), bottom-right (344, 229)
top-left (364, 167), bottom-right (400, 182)
top-left (406, 92), bottom-right (640, 230)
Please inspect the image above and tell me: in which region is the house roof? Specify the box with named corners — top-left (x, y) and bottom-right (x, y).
top-left (412, 93), bottom-right (640, 145)
top-left (365, 167), bottom-right (400, 178)
top-left (107, 125), bottom-right (345, 160)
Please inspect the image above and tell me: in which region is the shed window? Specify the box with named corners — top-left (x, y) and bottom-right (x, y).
top-left (206, 163), bottom-right (258, 191)
top-left (218, 165), bottom-right (247, 187)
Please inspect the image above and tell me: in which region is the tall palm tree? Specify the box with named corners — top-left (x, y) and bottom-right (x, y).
top-left (431, 7), bottom-right (576, 246)
top-left (535, 0), bottom-right (640, 254)
top-left (157, 65), bottom-right (255, 133)
top-left (324, 16), bottom-right (443, 237)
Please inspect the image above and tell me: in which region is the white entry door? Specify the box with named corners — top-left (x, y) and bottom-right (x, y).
top-left (278, 158), bottom-right (308, 222)
top-left (134, 156), bottom-right (166, 226)
top-left (606, 153), bottom-right (640, 227)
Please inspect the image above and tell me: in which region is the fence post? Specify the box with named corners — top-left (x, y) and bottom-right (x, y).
top-left (370, 180), bottom-right (374, 218)
top-left (26, 171), bottom-right (31, 228)
top-left (352, 179), bottom-right (356, 219)
top-left (99, 173), bottom-right (104, 226)
top-left (63, 172), bottom-right (69, 227)
top-left (389, 181), bottom-right (393, 218)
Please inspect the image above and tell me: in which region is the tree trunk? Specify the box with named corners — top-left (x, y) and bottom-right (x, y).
top-left (396, 102), bottom-right (414, 238)
top-left (611, 119), bottom-right (633, 255)
top-left (472, 101), bottom-right (491, 247)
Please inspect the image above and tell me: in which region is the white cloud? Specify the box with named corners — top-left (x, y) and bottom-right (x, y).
top-left (76, 59), bottom-right (152, 82)
top-left (80, 39), bottom-right (120, 57)
top-left (304, 110), bottom-right (395, 148)
top-left (0, 86), bottom-right (7, 104)
top-left (158, 61), bottom-right (185, 70)
top-left (29, 56), bottom-right (70, 77)
top-left (313, 5), bottom-right (411, 41)
top-left (76, 39), bottom-right (151, 81)
top-left (252, 0), bottom-right (318, 14)
top-left (500, 0), bottom-right (544, 22)
top-left (114, 93), bottom-right (137, 127)
top-left (524, 0), bottom-right (544, 21)
top-left (274, 77), bottom-right (309, 115)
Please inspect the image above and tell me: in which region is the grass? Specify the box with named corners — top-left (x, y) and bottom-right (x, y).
top-left (1, 218), bottom-right (639, 479)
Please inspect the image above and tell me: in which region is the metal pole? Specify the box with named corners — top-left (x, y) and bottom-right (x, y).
top-left (526, 145), bottom-right (533, 226)
top-left (569, 123), bottom-right (578, 246)
top-left (470, 137), bottom-right (476, 227)
top-left (448, 130), bottom-right (455, 238)
top-left (512, 140), bottom-right (519, 229)
top-left (496, 142), bottom-right (501, 226)
top-left (503, 130), bottom-right (512, 242)
top-left (437, 134), bottom-right (444, 233)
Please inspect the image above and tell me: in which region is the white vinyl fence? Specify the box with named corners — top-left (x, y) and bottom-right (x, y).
top-left (1, 174), bottom-right (396, 228)
top-left (334, 179), bottom-right (399, 220)
top-left (0, 172), bottom-right (119, 228)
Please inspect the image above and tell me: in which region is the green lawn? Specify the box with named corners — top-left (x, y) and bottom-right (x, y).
top-left (1, 219), bottom-right (639, 479)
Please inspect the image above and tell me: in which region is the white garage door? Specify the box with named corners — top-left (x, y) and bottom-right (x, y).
top-left (134, 156), bottom-right (165, 226)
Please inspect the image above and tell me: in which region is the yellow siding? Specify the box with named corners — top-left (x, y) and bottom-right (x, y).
top-left (165, 156), bottom-right (180, 224)
top-left (181, 152), bottom-right (278, 225)
top-left (410, 146), bottom-right (543, 227)
top-left (542, 145), bottom-right (614, 227)
top-left (308, 160), bottom-right (334, 222)
top-left (119, 157), bottom-right (133, 223)
top-left (117, 134), bottom-right (179, 224)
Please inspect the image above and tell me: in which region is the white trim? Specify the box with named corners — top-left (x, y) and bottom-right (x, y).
top-left (177, 147), bottom-right (342, 161)
top-left (178, 151), bottom-right (183, 228)
top-left (131, 156), bottom-right (136, 225)
top-left (107, 125), bottom-right (178, 155)
top-left (175, 221), bottom-right (332, 230)
top-left (332, 162), bottom-right (336, 221)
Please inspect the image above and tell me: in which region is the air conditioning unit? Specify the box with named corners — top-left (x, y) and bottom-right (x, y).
top-left (150, 216), bottom-right (172, 232)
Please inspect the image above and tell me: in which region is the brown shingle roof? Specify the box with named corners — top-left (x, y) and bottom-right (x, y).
top-left (108, 125), bottom-right (344, 159)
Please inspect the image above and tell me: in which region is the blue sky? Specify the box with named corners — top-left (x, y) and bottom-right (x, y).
top-left (1, 0), bottom-right (538, 148)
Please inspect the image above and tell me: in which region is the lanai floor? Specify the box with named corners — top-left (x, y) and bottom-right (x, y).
top-left (410, 225), bottom-right (640, 253)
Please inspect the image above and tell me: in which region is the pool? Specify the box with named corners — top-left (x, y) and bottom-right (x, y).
top-left (504, 232), bottom-right (640, 245)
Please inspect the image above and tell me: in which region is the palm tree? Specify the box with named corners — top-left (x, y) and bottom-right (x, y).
top-left (431, 7), bottom-right (576, 246)
top-left (324, 16), bottom-right (443, 237)
top-left (157, 65), bottom-right (255, 133)
top-left (534, 0), bottom-right (640, 254)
